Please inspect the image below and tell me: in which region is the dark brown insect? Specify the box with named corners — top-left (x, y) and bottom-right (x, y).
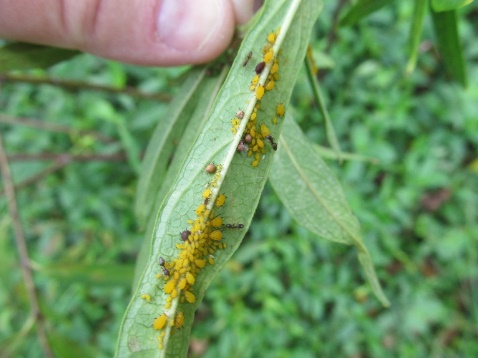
top-left (243, 51), bottom-right (252, 67)
top-left (237, 141), bottom-right (247, 153)
top-left (162, 267), bottom-right (170, 276)
top-left (265, 135), bottom-right (277, 151)
top-left (255, 61), bottom-right (266, 74)
top-left (180, 229), bottom-right (191, 242)
top-left (244, 134), bottom-right (252, 143)
top-left (225, 223), bottom-right (244, 229)
top-left (236, 109), bottom-right (244, 119)
top-left (158, 257), bottom-right (165, 266)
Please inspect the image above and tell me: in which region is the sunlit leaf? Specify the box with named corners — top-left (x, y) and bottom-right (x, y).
top-left (116, 0), bottom-right (323, 356)
top-left (269, 115), bottom-right (390, 306)
top-left (432, 0), bottom-right (473, 11)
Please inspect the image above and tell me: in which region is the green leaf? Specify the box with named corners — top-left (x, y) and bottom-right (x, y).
top-left (0, 42), bottom-right (79, 72)
top-left (132, 69), bottom-right (230, 289)
top-left (269, 115), bottom-right (390, 306)
top-left (135, 69), bottom-right (207, 225)
top-left (305, 51), bottom-right (342, 161)
top-left (313, 144), bottom-right (379, 164)
top-left (430, 9), bottom-right (467, 86)
top-left (339, 0), bottom-right (395, 27)
top-left (406, 0), bottom-right (428, 75)
top-left (432, 0), bottom-right (473, 11)
top-left (116, 0), bottom-right (323, 356)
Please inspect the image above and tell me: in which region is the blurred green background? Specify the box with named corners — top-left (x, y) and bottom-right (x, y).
top-left (1, 2), bottom-right (477, 357)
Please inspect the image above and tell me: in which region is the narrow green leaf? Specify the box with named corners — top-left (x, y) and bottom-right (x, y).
top-left (313, 144), bottom-right (379, 164)
top-left (269, 115), bottom-right (390, 306)
top-left (135, 69), bottom-right (206, 225)
top-left (406, 0), bottom-right (428, 75)
top-left (0, 43), bottom-right (79, 71)
top-left (430, 9), bottom-right (467, 86)
top-left (117, 0), bottom-right (323, 356)
top-left (432, 0), bottom-right (473, 11)
top-left (339, 0), bottom-right (395, 27)
top-left (305, 51), bottom-right (342, 161)
top-left (132, 69), bottom-right (229, 290)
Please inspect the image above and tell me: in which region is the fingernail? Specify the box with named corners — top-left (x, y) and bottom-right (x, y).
top-left (157, 0), bottom-right (221, 51)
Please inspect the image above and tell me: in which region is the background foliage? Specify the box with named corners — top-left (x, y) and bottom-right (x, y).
top-left (1, 1), bottom-right (477, 357)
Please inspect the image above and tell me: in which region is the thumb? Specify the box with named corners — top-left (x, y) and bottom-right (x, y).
top-left (0, 0), bottom-right (258, 66)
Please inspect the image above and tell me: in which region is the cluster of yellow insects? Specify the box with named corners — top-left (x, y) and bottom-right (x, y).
top-left (232, 28), bottom-right (285, 167)
top-left (143, 28), bottom-right (286, 350)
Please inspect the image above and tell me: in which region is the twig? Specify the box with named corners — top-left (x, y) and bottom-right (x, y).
top-left (0, 72), bottom-right (172, 102)
top-left (0, 132), bottom-right (54, 358)
top-left (7, 152), bottom-right (128, 162)
top-left (0, 114), bottom-right (116, 143)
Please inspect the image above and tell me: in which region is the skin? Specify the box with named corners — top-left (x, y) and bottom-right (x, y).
top-left (0, 0), bottom-right (259, 66)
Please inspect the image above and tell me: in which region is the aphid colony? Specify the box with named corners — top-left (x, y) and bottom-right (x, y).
top-left (231, 28), bottom-right (285, 167)
top-left (152, 164), bottom-right (243, 349)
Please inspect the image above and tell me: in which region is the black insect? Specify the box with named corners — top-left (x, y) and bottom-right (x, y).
top-left (265, 135), bottom-right (278, 151)
top-left (225, 223), bottom-right (244, 229)
top-left (162, 267), bottom-right (170, 276)
top-left (158, 257), bottom-right (165, 266)
top-left (243, 51), bottom-right (252, 67)
top-left (180, 229), bottom-right (191, 242)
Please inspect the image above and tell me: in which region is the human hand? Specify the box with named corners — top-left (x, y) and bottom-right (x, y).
top-left (0, 0), bottom-right (258, 66)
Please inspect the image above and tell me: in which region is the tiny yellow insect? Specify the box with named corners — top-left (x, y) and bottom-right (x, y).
top-left (185, 291), bottom-right (196, 304)
top-left (271, 62), bottom-right (279, 74)
top-left (153, 314), bottom-right (167, 330)
top-left (261, 124), bottom-right (271, 137)
top-left (141, 293), bottom-right (151, 302)
top-left (202, 187), bottom-right (211, 199)
top-left (210, 216), bottom-right (223, 227)
top-left (267, 32), bottom-right (277, 44)
top-left (195, 259), bottom-right (206, 268)
top-left (186, 272), bottom-right (195, 285)
top-left (209, 230), bottom-right (223, 241)
top-left (175, 312), bottom-right (185, 329)
top-left (276, 103), bottom-right (285, 117)
top-left (255, 85), bottom-right (265, 100)
top-left (263, 48), bottom-right (274, 63)
top-left (265, 80), bottom-right (275, 91)
top-left (164, 280), bottom-right (176, 294)
top-left (215, 194), bottom-right (226, 207)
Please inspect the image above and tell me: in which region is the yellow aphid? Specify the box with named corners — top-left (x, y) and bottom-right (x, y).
top-left (153, 314), bottom-right (167, 330)
top-left (264, 48), bottom-right (274, 63)
top-left (178, 278), bottom-right (187, 290)
top-left (276, 103), bottom-right (285, 117)
top-left (251, 74), bottom-right (259, 85)
top-left (271, 62), bottom-right (279, 74)
top-left (175, 312), bottom-right (185, 329)
top-left (186, 272), bottom-right (195, 285)
top-left (202, 187), bottom-right (211, 199)
top-left (210, 216), bottom-right (223, 227)
top-left (272, 117), bottom-right (277, 125)
top-left (164, 280), bottom-right (176, 294)
top-left (195, 259), bottom-right (206, 268)
top-left (216, 194), bottom-right (226, 207)
top-left (252, 160), bottom-right (259, 167)
top-left (196, 204), bottom-right (206, 215)
top-left (256, 85), bottom-right (265, 100)
top-left (261, 124), bottom-right (271, 137)
top-left (210, 230), bottom-right (222, 241)
top-left (251, 112), bottom-right (257, 121)
top-left (170, 288), bottom-right (178, 298)
top-left (267, 32), bottom-right (277, 44)
top-left (257, 139), bottom-right (264, 148)
top-left (185, 291), bottom-right (196, 304)
top-left (265, 80), bottom-right (275, 91)
top-left (208, 256), bottom-right (215, 265)
top-left (141, 293), bottom-right (151, 302)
